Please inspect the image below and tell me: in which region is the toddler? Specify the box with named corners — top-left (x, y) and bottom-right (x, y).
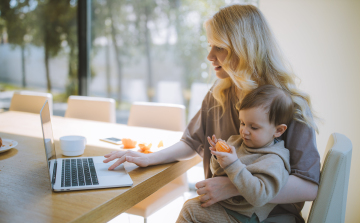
top-left (177, 85), bottom-right (294, 223)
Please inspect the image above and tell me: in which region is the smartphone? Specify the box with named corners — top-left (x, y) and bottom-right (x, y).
top-left (100, 137), bottom-right (122, 145)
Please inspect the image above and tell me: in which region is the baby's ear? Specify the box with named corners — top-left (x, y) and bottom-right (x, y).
top-left (274, 124), bottom-right (287, 138)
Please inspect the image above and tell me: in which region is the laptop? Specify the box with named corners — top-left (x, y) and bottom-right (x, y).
top-left (40, 100), bottom-right (133, 191)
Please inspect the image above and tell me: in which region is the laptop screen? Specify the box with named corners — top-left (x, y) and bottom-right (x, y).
top-left (40, 100), bottom-right (57, 168)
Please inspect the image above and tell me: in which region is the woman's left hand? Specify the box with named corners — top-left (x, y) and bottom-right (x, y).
top-left (195, 176), bottom-right (240, 207)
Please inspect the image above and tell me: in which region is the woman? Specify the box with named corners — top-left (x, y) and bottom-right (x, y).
top-left (104, 4), bottom-right (320, 223)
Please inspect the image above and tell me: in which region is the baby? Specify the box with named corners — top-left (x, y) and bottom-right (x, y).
top-left (177, 85), bottom-right (294, 223)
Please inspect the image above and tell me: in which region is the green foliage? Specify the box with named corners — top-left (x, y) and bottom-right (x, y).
top-left (0, 0), bottom-right (79, 96)
top-left (0, 83), bottom-right (21, 91)
top-left (52, 92), bottom-right (69, 103)
top-left (0, 0), bottom-right (30, 47)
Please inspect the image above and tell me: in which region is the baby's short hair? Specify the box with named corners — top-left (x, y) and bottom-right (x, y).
top-left (240, 85), bottom-right (294, 126)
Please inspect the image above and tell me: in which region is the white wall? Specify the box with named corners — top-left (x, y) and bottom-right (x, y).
top-left (259, 0), bottom-right (360, 222)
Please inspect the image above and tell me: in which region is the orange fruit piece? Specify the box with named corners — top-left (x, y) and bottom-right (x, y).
top-left (139, 143), bottom-right (152, 151)
top-left (157, 140), bottom-right (163, 148)
top-left (215, 141), bottom-right (231, 153)
top-left (122, 138), bottom-right (137, 148)
top-left (137, 148), bottom-right (153, 154)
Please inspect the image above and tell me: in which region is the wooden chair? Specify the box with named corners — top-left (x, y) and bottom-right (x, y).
top-left (306, 133), bottom-right (352, 223)
top-left (126, 101), bottom-right (188, 223)
top-left (9, 90), bottom-right (53, 115)
top-left (64, 95), bottom-right (116, 123)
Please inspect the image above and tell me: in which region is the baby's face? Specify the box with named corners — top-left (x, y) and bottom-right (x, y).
top-left (239, 107), bottom-right (277, 148)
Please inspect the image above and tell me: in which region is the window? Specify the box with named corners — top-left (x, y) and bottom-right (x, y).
top-left (0, 0), bottom-right (258, 121)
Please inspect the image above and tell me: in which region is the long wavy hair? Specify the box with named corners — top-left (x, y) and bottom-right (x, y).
top-left (204, 4), bottom-right (318, 132)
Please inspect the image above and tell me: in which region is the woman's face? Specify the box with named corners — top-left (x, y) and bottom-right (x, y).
top-left (207, 43), bottom-right (230, 79)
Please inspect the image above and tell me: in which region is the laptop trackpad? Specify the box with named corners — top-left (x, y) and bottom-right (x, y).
top-left (96, 162), bottom-right (127, 176)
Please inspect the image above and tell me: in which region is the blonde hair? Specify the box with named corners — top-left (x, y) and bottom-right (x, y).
top-left (204, 4), bottom-right (318, 133)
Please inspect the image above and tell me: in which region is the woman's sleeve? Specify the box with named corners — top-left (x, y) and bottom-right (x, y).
top-left (283, 119), bottom-right (321, 185)
top-left (180, 90), bottom-right (212, 158)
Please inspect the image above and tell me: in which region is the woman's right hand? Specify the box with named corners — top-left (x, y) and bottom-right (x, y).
top-left (195, 176), bottom-right (240, 207)
top-left (103, 150), bottom-right (151, 170)
top-left (104, 141), bottom-right (197, 170)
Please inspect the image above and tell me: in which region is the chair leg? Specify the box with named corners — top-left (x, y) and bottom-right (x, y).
top-left (144, 217), bottom-right (147, 223)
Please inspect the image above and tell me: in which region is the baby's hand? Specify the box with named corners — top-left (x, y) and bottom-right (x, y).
top-left (207, 135), bottom-right (218, 153)
top-left (211, 144), bottom-right (237, 169)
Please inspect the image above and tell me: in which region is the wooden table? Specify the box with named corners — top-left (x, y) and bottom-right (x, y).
top-left (0, 111), bottom-right (202, 223)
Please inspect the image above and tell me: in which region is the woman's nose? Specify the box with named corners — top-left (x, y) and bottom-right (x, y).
top-left (207, 49), bottom-right (215, 62)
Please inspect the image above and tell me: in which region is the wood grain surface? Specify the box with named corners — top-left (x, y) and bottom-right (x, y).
top-left (0, 111), bottom-right (202, 223)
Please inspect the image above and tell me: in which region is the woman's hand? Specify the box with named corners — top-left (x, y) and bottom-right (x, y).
top-left (195, 177), bottom-right (240, 207)
top-left (103, 150), bottom-right (151, 170)
top-left (103, 141), bottom-right (197, 170)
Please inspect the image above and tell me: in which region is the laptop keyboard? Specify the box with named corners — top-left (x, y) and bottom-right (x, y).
top-left (61, 158), bottom-right (99, 187)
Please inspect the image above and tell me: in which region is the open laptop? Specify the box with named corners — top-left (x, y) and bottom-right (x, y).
top-left (40, 100), bottom-right (133, 192)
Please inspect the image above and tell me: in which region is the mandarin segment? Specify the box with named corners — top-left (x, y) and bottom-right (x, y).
top-left (138, 143), bottom-right (152, 151)
top-left (122, 138), bottom-right (137, 148)
top-left (157, 140), bottom-right (164, 148)
top-left (138, 143), bottom-right (153, 154)
top-left (215, 140), bottom-right (231, 153)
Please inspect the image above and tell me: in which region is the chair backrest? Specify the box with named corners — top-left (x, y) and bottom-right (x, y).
top-left (127, 101), bottom-right (186, 132)
top-left (9, 91), bottom-right (53, 115)
top-left (307, 133), bottom-right (352, 223)
top-left (65, 95), bottom-right (116, 123)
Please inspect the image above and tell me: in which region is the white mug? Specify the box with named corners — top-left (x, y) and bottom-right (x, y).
top-left (59, 135), bottom-right (87, 156)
